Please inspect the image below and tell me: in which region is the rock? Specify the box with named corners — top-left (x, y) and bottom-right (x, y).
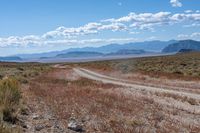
top-left (12, 125), bottom-right (17, 128)
top-left (68, 119), bottom-right (83, 132)
top-left (35, 124), bottom-right (45, 131)
top-left (32, 114), bottom-right (40, 120)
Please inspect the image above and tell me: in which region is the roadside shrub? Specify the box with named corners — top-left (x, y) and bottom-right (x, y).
top-left (2, 107), bottom-right (18, 124)
top-left (0, 78), bottom-right (21, 123)
top-left (0, 74), bottom-right (3, 80)
top-left (0, 78), bottom-right (21, 106)
top-left (16, 67), bottom-right (24, 71)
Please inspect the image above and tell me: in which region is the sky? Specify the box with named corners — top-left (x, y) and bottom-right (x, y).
top-left (0, 0), bottom-right (200, 56)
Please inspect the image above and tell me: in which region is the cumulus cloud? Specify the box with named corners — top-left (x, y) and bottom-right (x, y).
top-left (178, 32), bottom-right (200, 40)
top-left (185, 10), bottom-right (193, 13)
top-left (104, 12), bottom-right (200, 30)
top-left (0, 11), bottom-right (200, 48)
top-left (42, 22), bottom-right (126, 39)
top-left (170, 0), bottom-right (182, 7)
top-left (46, 38), bottom-right (137, 45)
top-left (183, 23), bottom-right (200, 28)
top-left (0, 35), bottom-right (41, 47)
top-left (104, 12), bottom-right (173, 31)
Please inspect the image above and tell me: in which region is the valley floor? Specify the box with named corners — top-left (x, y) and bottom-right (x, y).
top-left (19, 65), bottom-right (200, 133)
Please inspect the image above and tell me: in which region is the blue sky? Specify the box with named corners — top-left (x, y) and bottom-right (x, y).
top-left (0, 0), bottom-right (200, 56)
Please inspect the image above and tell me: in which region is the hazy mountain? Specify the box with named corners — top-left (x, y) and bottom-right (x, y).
top-left (107, 49), bottom-right (147, 55)
top-left (162, 40), bottom-right (200, 53)
top-left (17, 40), bottom-right (176, 59)
top-left (0, 56), bottom-right (22, 61)
top-left (55, 49), bottom-right (150, 58)
top-left (64, 40), bottom-right (176, 54)
top-left (56, 51), bottom-right (104, 58)
top-left (178, 49), bottom-right (199, 53)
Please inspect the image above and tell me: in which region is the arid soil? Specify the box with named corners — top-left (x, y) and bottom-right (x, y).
top-left (19, 65), bottom-right (200, 133)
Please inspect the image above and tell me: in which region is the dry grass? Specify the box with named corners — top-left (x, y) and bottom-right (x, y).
top-left (0, 62), bottom-right (51, 84)
top-left (77, 52), bottom-right (200, 80)
top-left (27, 68), bottom-right (200, 132)
top-left (0, 78), bottom-right (21, 133)
top-left (0, 78), bottom-right (21, 123)
top-left (0, 62), bottom-right (51, 132)
top-left (153, 91), bottom-right (199, 106)
top-left (1, 52), bottom-right (200, 132)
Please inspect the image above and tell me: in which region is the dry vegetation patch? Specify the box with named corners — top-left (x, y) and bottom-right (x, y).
top-left (0, 78), bottom-right (21, 132)
top-left (77, 52), bottom-right (200, 80)
top-left (26, 68), bottom-right (200, 132)
top-left (0, 62), bottom-right (51, 132)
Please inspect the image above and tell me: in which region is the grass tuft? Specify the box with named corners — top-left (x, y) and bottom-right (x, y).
top-left (0, 78), bottom-right (21, 124)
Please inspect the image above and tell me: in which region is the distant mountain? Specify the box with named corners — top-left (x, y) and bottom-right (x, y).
top-left (17, 51), bottom-right (65, 59)
top-left (55, 49), bottom-right (149, 58)
top-left (64, 40), bottom-right (176, 54)
top-left (56, 51), bottom-right (104, 58)
top-left (107, 49), bottom-right (147, 55)
top-left (178, 49), bottom-right (199, 53)
top-left (162, 40), bottom-right (200, 53)
top-left (0, 56), bottom-right (22, 61)
top-left (17, 40), bottom-right (176, 59)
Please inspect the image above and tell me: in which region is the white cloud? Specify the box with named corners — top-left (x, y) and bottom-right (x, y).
top-left (104, 12), bottom-right (200, 30)
top-left (177, 34), bottom-right (189, 38)
top-left (42, 22), bottom-right (126, 39)
top-left (147, 36), bottom-right (157, 40)
top-left (0, 11), bottom-right (200, 48)
top-left (104, 12), bottom-right (172, 30)
top-left (98, 23), bottom-right (127, 31)
top-left (185, 10), bottom-right (193, 13)
top-left (0, 35), bottom-right (41, 47)
top-left (170, 0), bottom-right (182, 7)
top-left (45, 38), bottom-right (137, 45)
top-left (191, 32), bottom-right (200, 38)
top-left (178, 32), bottom-right (200, 40)
top-left (43, 23), bottom-right (101, 39)
top-left (183, 23), bottom-right (200, 28)
top-left (0, 35), bottom-right (138, 48)
top-left (129, 31), bottom-right (140, 34)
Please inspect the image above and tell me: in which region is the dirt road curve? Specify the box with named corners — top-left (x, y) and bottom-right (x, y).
top-left (74, 68), bottom-right (200, 100)
top-left (74, 68), bottom-right (200, 114)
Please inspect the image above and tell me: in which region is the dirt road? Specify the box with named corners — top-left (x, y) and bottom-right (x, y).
top-left (74, 68), bottom-right (200, 114)
top-left (74, 68), bottom-right (200, 100)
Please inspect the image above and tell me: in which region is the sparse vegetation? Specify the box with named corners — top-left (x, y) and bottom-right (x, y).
top-left (0, 53), bottom-right (200, 132)
top-left (78, 52), bottom-right (200, 80)
top-left (0, 62), bottom-right (51, 84)
top-left (0, 78), bottom-right (21, 132)
top-left (0, 62), bottom-right (51, 132)
top-left (26, 68), bottom-right (200, 132)
top-left (0, 78), bottom-right (20, 120)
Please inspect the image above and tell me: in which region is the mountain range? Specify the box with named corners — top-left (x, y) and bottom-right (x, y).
top-left (17, 40), bottom-right (176, 59)
top-left (0, 56), bottom-right (22, 62)
top-left (1, 39), bottom-right (200, 62)
top-left (162, 40), bottom-right (200, 53)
